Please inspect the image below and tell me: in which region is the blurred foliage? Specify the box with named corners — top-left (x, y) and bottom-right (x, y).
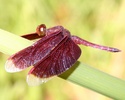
top-left (0, 0), bottom-right (124, 100)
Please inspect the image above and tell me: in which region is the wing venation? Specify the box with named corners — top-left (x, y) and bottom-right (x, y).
top-left (5, 32), bottom-right (64, 72)
top-left (27, 38), bottom-right (81, 86)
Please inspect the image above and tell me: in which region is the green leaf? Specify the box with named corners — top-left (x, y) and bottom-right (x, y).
top-left (0, 29), bottom-right (125, 99)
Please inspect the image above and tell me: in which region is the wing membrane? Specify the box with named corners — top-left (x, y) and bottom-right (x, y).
top-left (5, 31), bottom-right (64, 72)
top-left (27, 38), bottom-right (81, 86)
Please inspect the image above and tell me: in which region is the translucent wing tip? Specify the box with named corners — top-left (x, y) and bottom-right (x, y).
top-left (5, 59), bottom-right (22, 73)
top-left (27, 74), bottom-right (51, 86)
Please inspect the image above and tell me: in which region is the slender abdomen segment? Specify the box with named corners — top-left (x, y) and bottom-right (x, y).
top-left (71, 36), bottom-right (121, 52)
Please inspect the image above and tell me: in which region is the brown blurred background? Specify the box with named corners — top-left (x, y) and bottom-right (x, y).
top-left (0, 0), bottom-right (125, 100)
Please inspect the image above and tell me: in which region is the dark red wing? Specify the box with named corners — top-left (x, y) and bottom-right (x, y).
top-left (5, 31), bottom-right (64, 72)
top-left (21, 33), bottom-right (43, 40)
top-left (27, 38), bottom-right (81, 86)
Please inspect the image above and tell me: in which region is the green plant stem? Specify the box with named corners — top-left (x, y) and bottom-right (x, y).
top-left (0, 29), bottom-right (33, 55)
top-left (0, 29), bottom-right (125, 99)
top-left (60, 62), bottom-right (125, 99)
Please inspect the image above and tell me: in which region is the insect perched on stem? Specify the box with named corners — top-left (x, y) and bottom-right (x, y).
top-left (5, 24), bottom-right (121, 86)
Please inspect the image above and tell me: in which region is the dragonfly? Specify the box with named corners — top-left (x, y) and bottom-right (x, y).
top-left (5, 24), bottom-right (120, 86)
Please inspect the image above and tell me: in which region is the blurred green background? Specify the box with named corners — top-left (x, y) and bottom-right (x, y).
top-left (0, 0), bottom-right (125, 100)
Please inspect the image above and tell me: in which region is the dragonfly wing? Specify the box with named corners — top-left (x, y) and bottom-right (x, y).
top-left (5, 31), bottom-right (64, 72)
top-left (27, 38), bottom-right (81, 86)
